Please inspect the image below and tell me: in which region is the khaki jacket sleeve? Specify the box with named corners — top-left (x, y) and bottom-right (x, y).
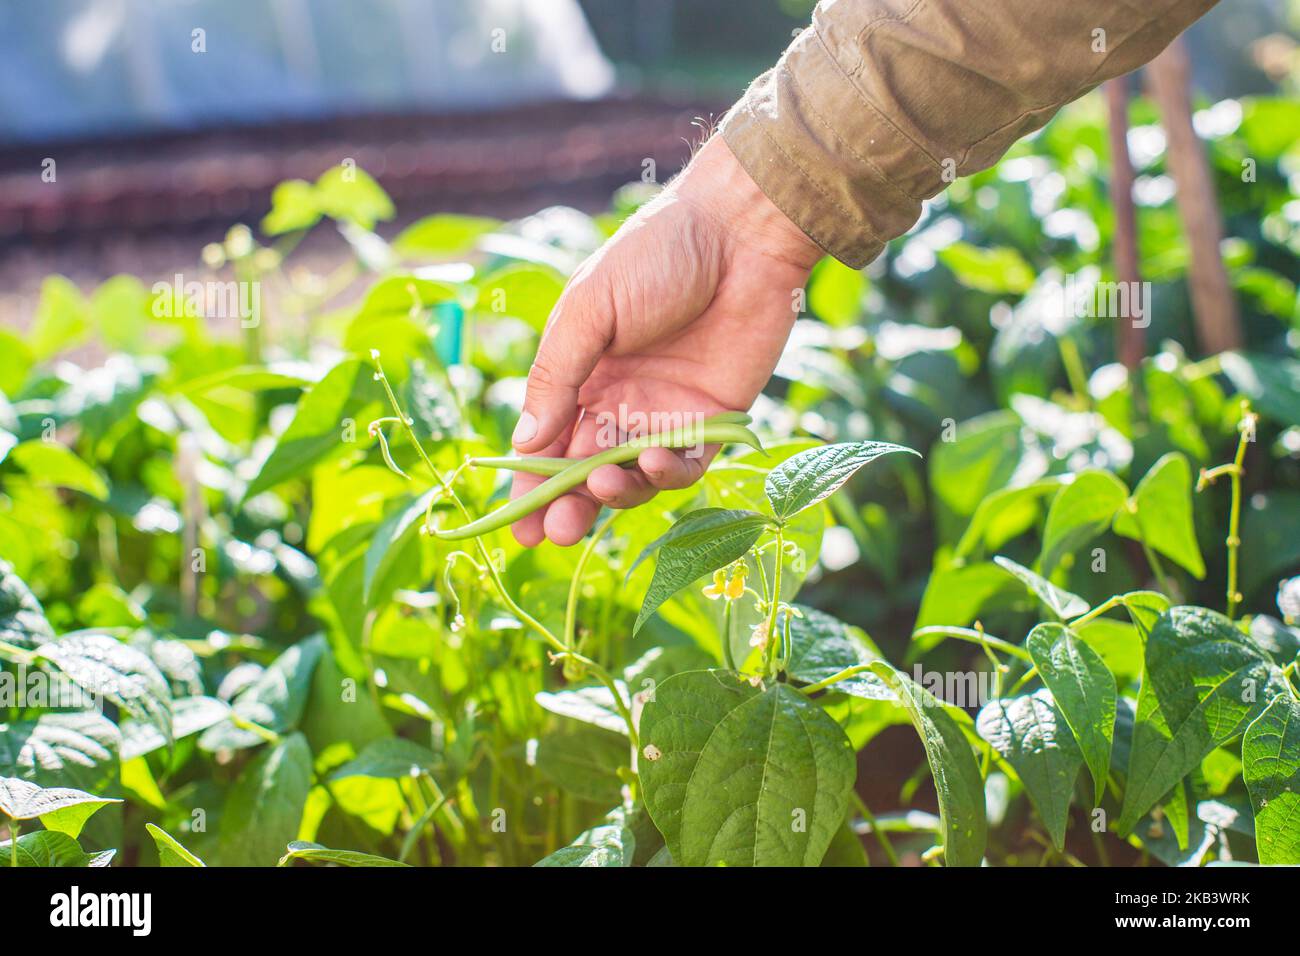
top-left (721, 0), bottom-right (1218, 267)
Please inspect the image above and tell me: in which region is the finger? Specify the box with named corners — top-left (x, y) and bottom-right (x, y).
top-left (513, 274), bottom-right (613, 455)
top-left (543, 492), bottom-right (602, 547)
top-left (541, 412), bottom-right (607, 546)
top-left (637, 444), bottom-right (717, 491)
top-left (508, 431), bottom-right (572, 547)
top-left (586, 462), bottom-right (656, 510)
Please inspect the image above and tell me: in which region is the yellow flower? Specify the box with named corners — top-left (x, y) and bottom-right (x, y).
top-left (702, 569), bottom-right (728, 600)
top-left (724, 568), bottom-right (746, 600)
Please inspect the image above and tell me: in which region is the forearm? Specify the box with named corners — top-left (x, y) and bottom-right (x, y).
top-left (722, 0), bottom-right (1218, 267)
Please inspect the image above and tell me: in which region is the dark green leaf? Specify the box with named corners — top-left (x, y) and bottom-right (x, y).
top-left (215, 733), bottom-right (312, 866)
top-left (0, 559), bottom-right (55, 650)
top-left (328, 738), bottom-right (440, 782)
top-left (38, 633), bottom-right (172, 748)
top-left (534, 823), bottom-right (635, 868)
top-left (1, 830), bottom-right (89, 867)
top-left (1026, 623), bottom-right (1116, 807)
top-left (764, 441), bottom-right (918, 521)
top-left (634, 509), bottom-right (770, 634)
top-left (869, 664), bottom-right (987, 866)
top-left (1118, 607), bottom-right (1287, 834)
top-left (639, 670), bottom-right (855, 866)
top-left (786, 605), bottom-right (893, 700)
top-left (280, 841), bottom-right (409, 867)
top-left (1242, 694), bottom-right (1300, 864)
top-left (976, 690), bottom-right (1082, 850)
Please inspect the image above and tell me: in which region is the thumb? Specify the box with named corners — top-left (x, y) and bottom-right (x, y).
top-left (513, 282), bottom-right (612, 453)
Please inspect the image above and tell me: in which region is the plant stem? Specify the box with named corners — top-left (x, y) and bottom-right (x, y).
top-left (721, 599), bottom-right (735, 670)
top-left (1068, 595), bottom-right (1124, 629)
top-left (762, 528), bottom-right (785, 678)
top-left (372, 356), bottom-right (559, 650)
top-left (563, 511), bottom-right (618, 652)
top-left (798, 663), bottom-right (875, 696)
top-left (1225, 408), bottom-right (1253, 620)
top-left (9, 818), bottom-right (16, 867)
top-left (852, 792), bottom-right (899, 867)
top-left (910, 626), bottom-right (1033, 662)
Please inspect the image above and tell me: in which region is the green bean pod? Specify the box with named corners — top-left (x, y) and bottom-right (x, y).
top-left (465, 413), bottom-right (754, 478)
top-left (432, 418), bottom-right (763, 540)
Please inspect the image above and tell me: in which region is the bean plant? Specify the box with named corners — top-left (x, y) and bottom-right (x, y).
top-left (0, 88), bottom-right (1297, 867)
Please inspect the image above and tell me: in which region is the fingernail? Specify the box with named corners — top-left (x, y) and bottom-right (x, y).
top-left (512, 411), bottom-right (538, 445)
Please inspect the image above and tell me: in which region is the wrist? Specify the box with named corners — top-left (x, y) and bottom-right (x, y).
top-left (675, 136), bottom-right (824, 271)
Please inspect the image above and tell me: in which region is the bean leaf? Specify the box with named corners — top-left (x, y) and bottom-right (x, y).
top-left (0, 559), bottom-right (55, 650)
top-left (280, 841), bottom-right (410, 867)
top-left (1117, 606), bottom-right (1287, 834)
top-left (869, 664), bottom-right (987, 866)
top-left (786, 605), bottom-right (893, 700)
top-left (639, 670), bottom-right (855, 866)
top-left (976, 690), bottom-right (1083, 850)
top-left (215, 733), bottom-right (313, 866)
top-left (1112, 452), bottom-right (1205, 578)
top-left (146, 823), bottom-right (206, 867)
top-left (38, 633), bottom-right (172, 749)
top-left (1, 830), bottom-right (89, 867)
top-left (764, 441), bottom-right (918, 521)
top-left (993, 555), bottom-right (1090, 620)
top-left (633, 509), bottom-right (770, 633)
top-left (0, 777), bottom-right (120, 838)
top-left (244, 359), bottom-right (383, 499)
top-left (534, 823), bottom-right (635, 868)
top-left (1242, 695), bottom-right (1300, 864)
top-left (1038, 470), bottom-right (1128, 574)
top-left (1026, 623), bottom-right (1116, 807)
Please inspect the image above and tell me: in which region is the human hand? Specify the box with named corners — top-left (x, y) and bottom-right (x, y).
top-left (509, 136), bottom-right (823, 546)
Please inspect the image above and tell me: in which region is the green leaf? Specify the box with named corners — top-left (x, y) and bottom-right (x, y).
top-left (215, 733), bottom-right (313, 866)
top-left (534, 823), bottom-right (635, 868)
top-left (120, 696), bottom-right (231, 761)
top-left (634, 509), bottom-right (770, 634)
top-left (363, 489), bottom-right (435, 606)
top-left (976, 690), bottom-right (1083, 850)
top-left (8, 441), bottom-right (109, 500)
top-left (1039, 470), bottom-right (1128, 574)
top-left (392, 214), bottom-right (500, 257)
top-left (639, 670), bottom-right (855, 866)
top-left (1121, 590), bottom-right (1171, 640)
top-left (807, 257), bottom-right (867, 327)
top-left (279, 841), bottom-right (409, 867)
top-left (328, 738), bottom-right (440, 782)
top-left (993, 555), bottom-right (1089, 619)
top-left (262, 179), bottom-right (322, 235)
top-left (314, 165), bottom-right (395, 230)
top-left (868, 664), bottom-right (987, 866)
top-left (1, 830), bottom-right (89, 867)
top-left (473, 263), bottom-right (566, 331)
top-left (535, 683), bottom-right (631, 736)
top-left (200, 635), bottom-right (326, 751)
top-left (764, 441), bottom-right (918, 521)
top-left (785, 605), bottom-right (893, 700)
top-left (938, 242), bottom-right (1036, 294)
top-left (1242, 695), bottom-right (1300, 864)
top-left (37, 633), bottom-right (172, 748)
top-left (1117, 606), bottom-right (1287, 834)
top-left (0, 712), bottom-right (121, 789)
top-left (1026, 623), bottom-right (1117, 807)
top-left (244, 359), bottom-right (383, 499)
top-left (0, 777), bottom-right (119, 837)
top-left (1113, 453), bottom-right (1205, 578)
top-left (955, 477), bottom-right (1065, 559)
top-left (145, 823), bottom-right (205, 867)
top-left (0, 559), bottom-right (55, 650)
top-left (534, 727), bottom-right (628, 804)
top-left (1220, 352), bottom-right (1300, 428)
top-left (28, 276), bottom-right (89, 360)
